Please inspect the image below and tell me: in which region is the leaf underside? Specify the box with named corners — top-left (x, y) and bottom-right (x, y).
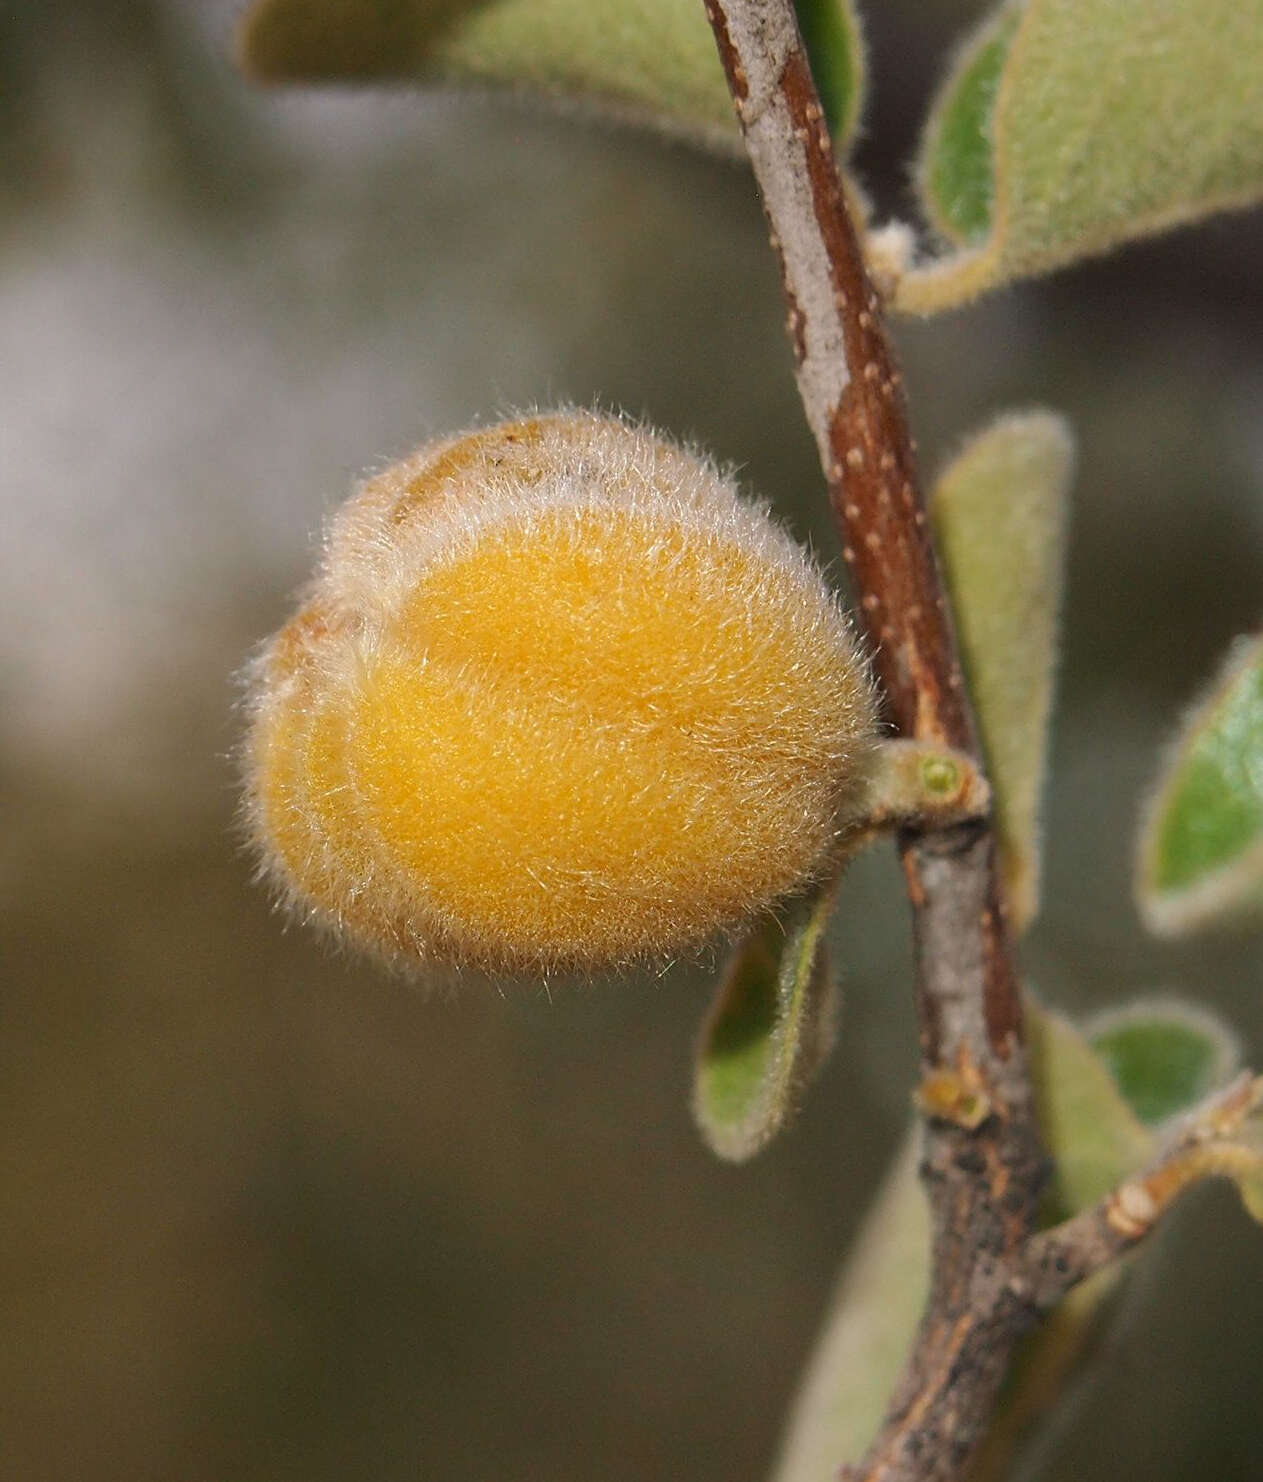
top-left (1026, 998), bottom-right (1155, 1218)
top-left (237, 0), bottom-right (866, 154)
top-left (931, 410), bottom-right (1074, 934)
top-left (899, 0), bottom-right (1263, 312)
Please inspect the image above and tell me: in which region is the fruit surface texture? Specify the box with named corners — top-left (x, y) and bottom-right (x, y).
top-left (243, 412), bottom-right (875, 973)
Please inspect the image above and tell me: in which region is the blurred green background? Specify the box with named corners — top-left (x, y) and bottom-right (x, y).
top-left (4, 3), bottom-right (1262, 1479)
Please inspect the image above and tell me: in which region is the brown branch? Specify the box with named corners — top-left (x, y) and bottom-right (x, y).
top-left (704, 11), bottom-right (1263, 1476)
top-left (1020, 1074), bottom-right (1263, 1311)
top-left (701, 3), bottom-right (1046, 1479)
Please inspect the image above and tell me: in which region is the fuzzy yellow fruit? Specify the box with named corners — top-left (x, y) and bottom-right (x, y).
top-left (243, 411), bottom-right (876, 973)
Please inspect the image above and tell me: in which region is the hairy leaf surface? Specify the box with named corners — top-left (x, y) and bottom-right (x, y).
top-left (931, 411), bottom-right (1074, 932)
top-left (238, 0), bottom-right (866, 153)
top-left (898, 0), bottom-right (1263, 312)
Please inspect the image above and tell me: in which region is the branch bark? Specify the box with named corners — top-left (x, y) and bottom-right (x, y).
top-left (703, 7), bottom-right (1263, 1479)
top-left (1020, 1073), bottom-right (1263, 1311)
top-left (701, 3), bottom-right (1047, 1478)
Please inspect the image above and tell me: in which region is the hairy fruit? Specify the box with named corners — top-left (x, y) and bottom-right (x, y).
top-left (243, 411), bottom-right (876, 973)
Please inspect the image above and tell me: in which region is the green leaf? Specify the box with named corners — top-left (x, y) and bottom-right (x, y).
top-left (931, 411), bottom-right (1074, 934)
top-left (1137, 633), bottom-right (1263, 935)
top-left (1026, 997), bottom-right (1155, 1221)
top-left (236, 0), bottom-right (866, 155)
top-left (897, 0), bottom-right (1263, 313)
top-left (921, 6), bottom-right (1021, 246)
top-left (771, 996), bottom-right (1152, 1478)
top-left (1087, 997), bottom-right (1241, 1126)
top-left (693, 884), bottom-right (839, 1163)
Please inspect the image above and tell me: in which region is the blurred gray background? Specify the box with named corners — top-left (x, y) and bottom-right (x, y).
top-left (4, 2), bottom-right (1262, 1479)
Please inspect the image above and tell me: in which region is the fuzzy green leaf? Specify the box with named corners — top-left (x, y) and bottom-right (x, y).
top-left (898, 0), bottom-right (1263, 313)
top-left (931, 411), bottom-right (1074, 933)
top-left (1137, 633), bottom-right (1263, 935)
top-left (237, 0), bottom-right (866, 154)
top-left (771, 997), bottom-right (1152, 1479)
top-left (920, 6), bottom-right (1020, 247)
top-left (1087, 998), bottom-right (1241, 1126)
top-left (1027, 998), bottom-right (1155, 1218)
top-left (693, 884), bottom-right (839, 1163)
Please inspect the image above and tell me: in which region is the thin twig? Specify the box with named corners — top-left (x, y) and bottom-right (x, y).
top-left (1020, 1074), bottom-right (1263, 1309)
top-left (701, 3), bottom-right (1047, 1478)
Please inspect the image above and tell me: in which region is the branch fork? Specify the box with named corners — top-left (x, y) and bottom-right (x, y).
top-left (1023, 1073), bottom-right (1263, 1310)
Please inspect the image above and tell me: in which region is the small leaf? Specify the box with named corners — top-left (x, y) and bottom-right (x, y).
top-left (237, 0), bottom-right (866, 155)
top-left (897, 0), bottom-right (1263, 313)
top-left (693, 883), bottom-right (839, 1163)
top-left (931, 412), bottom-right (1074, 933)
top-left (1026, 997), bottom-right (1154, 1219)
top-left (1086, 997), bottom-right (1242, 1126)
top-left (1137, 633), bottom-right (1263, 935)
